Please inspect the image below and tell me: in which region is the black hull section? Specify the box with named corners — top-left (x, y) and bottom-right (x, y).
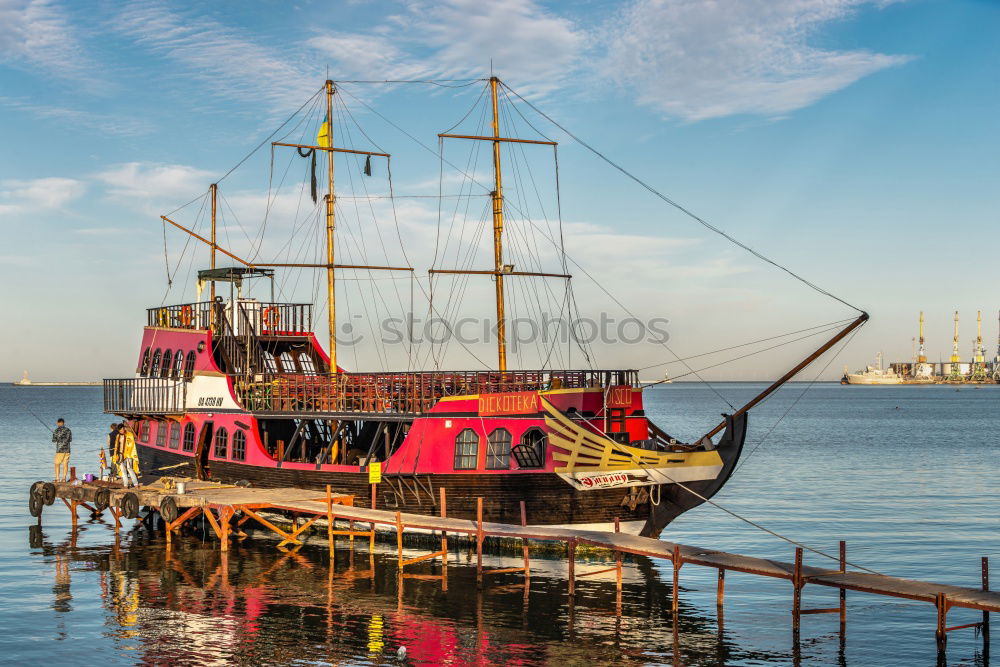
top-left (639, 413), bottom-right (748, 537)
top-left (138, 445), bottom-right (652, 528)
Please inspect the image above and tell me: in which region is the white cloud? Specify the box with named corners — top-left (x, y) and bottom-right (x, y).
top-left (0, 96), bottom-right (152, 136)
top-left (308, 0), bottom-right (584, 96)
top-left (94, 162), bottom-right (214, 219)
top-left (114, 1), bottom-right (319, 112)
top-left (0, 176), bottom-right (85, 215)
top-left (0, 0), bottom-right (89, 77)
top-left (600, 0), bottom-right (911, 121)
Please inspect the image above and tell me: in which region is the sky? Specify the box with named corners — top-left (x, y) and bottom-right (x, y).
top-left (1, 0), bottom-right (998, 382)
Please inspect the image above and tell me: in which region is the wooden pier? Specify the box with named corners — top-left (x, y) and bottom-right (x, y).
top-left (29, 474), bottom-right (995, 654)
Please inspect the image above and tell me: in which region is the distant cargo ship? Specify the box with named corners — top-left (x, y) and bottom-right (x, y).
top-left (11, 371), bottom-right (101, 387)
top-left (842, 311), bottom-right (1000, 385)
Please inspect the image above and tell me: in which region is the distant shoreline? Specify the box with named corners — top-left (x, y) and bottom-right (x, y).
top-left (10, 381), bottom-right (103, 387)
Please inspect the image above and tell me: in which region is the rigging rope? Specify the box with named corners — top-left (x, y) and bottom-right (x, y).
top-left (499, 82), bottom-right (864, 315)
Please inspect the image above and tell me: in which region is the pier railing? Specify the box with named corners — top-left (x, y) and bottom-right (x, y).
top-left (147, 301), bottom-right (312, 334)
top-left (103, 378), bottom-right (186, 415)
top-left (236, 369), bottom-right (637, 415)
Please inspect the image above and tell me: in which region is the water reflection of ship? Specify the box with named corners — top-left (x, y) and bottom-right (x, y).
top-left (31, 525), bottom-right (788, 665)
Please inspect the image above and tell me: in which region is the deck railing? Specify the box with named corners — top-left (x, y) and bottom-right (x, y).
top-left (147, 301), bottom-right (312, 334)
top-left (104, 378), bottom-right (186, 415)
top-left (236, 369), bottom-right (638, 415)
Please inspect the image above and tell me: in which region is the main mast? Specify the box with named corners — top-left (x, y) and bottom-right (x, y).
top-left (324, 80), bottom-right (337, 372)
top-left (489, 77), bottom-right (507, 371)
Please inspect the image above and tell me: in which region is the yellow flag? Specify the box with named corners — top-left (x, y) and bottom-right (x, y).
top-left (317, 120), bottom-right (330, 148)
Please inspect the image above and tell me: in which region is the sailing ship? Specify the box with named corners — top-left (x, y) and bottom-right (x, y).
top-left (104, 78), bottom-right (866, 536)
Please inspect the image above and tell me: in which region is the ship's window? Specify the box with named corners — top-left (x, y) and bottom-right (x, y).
top-left (151, 349), bottom-right (162, 377)
top-left (161, 350), bottom-right (173, 378)
top-left (140, 347), bottom-right (151, 376)
top-left (486, 428), bottom-right (512, 470)
top-left (279, 350), bottom-right (295, 373)
top-left (262, 350), bottom-right (278, 373)
top-left (232, 430), bottom-right (246, 461)
top-left (512, 428), bottom-right (547, 469)
top-left (173, 349), bottom-right (184, 378)
top-left (182, 423), bottom-right (196, 452)
top-left (453, 428), bottom-right (479, 470)
top-left (298, 351), bottom-right (317, 375)
top-left (184, 350), bottom-right (196, 379)
top-left (155, 422), bottom-right (166, 447)
top-left (214, 427), bottom-right (228, 458)
top-left (169, 422), bottom-right (180, 449)
top-left (139, 420), bottom-right (150, 443)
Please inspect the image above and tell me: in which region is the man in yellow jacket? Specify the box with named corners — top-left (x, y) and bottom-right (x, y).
top-left (116, 423), bottom-right (139, 488)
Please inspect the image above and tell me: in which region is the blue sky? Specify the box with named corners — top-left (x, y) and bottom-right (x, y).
top-left (1, 0), bottom-right (998, 381)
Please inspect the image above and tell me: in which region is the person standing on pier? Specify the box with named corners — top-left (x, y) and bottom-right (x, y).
top-left (116, 423), bottom-right (139, 488)
top-left (106, 422), bottom-right (121, 481)
top-left (52, 418), bottom-right (72, 482)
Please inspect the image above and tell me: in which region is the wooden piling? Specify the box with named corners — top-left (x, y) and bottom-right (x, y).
top-left (326, 485), bottom-right (334, 556)
top-left (793, 547), bottom-right (803, 632)
top-left (476, 497), bottom-right (484, 584)
top-left (839, 540), bottom-right (847, 631)
top-left (984, 557), bottom-right (991, 644)
top-left (520, 500), bottom-right (530, 578)
top-left (440, 487), bottom-right (448, 563)
top-left (568, 538), bottom-right (577, 596)
top-left (717, 568), bottom-right (725, 608)
top-left (672, 544), bottom-right (682, 613)
top-left (936, 592), bottom-right (948, 648)
top-left (395, 511), bottom-right (403, 570)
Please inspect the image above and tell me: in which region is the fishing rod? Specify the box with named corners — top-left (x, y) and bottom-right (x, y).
top-left (25, 406), bottom-right (53, 433)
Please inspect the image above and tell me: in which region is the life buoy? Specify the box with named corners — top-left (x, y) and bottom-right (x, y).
top-left (180, 304), bottom-right (193, 327)
top-left (262, 306), bottom-right (281, 329)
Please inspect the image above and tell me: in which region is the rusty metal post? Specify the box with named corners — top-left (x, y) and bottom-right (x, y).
top-left (717, 568), bottom-right (725, 608)
top-left (520, 500), bottom-right (530, 578)
top-left (936, 592), bottom-right (948, 649)
top-left (672, 544), bottom-right (682, 613)
top-left (839, 540), bottom-right (847, 632)
top-left (792, 547), bottom-right (803, 633)
top-left (983, 557), bottom-right (990, 645)
top-left (476, 497), bottom-right (484, 585)
top-left (395, 511), bottom-right (403, 570)
top-left (568, 538), bottom-right (576, 596)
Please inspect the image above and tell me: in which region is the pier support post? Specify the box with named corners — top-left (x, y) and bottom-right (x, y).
top-left (520, 500), bottom-right (530, 579)
top-left (568, 538), bottom-right (577, 597)
top-left (476, 497), bottom-right (484, 586)
top-left (984, 557), bottom-right (991, 647)
top-left (936, 592), bottom-right (949, 649)
top-left (395, 511), bottom-right (404, 570)
top-left (792, 547), bottom-right (803, 634)
top-left (326, 485), bottom-right (334, 557)
top-left (717, 568), bottom-right (725, 608)
top-left (839, 540), bottom-right (847, 632)
top-left (672, 545), bottom-right (682, 613)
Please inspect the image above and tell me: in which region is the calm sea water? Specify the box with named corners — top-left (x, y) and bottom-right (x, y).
top-left (0, 383), bottom-right (997, 665)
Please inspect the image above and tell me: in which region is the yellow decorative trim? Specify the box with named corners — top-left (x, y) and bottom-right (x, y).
top-left (541, 397), bottom-right (722, 473)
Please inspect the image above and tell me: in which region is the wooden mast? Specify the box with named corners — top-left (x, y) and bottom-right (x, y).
top-left (324, 80), bottom-right (337, 373)
top-left (434, 77), bottom-right (565, 372)
top-left (209, 183), bottom-right (217, 327)
top-left (489, 76), bottom-right (507, 372)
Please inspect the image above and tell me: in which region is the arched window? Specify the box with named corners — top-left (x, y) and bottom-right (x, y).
top-left (139, 420), bottom-right (150, 442)
top-left (140, 348), bottom-right (151, 376)
top-left (261, 350), bottom-right (278, 373)
top-left (298, 351), bottom-right (317, 375)
top-left (232, 430), bottom-right (246, 461)
top-left (182, 423), bottom-right (196, 452)
top-left (156, 422), bottom-right (167, 447)
top-left (454, 428), bottom-right (479, 470)
top-left (512, 429), bottom-right (547, 469)
top-left (486, 428), bottom-right (512, 470)
top-left (279, 350), bottom-right (295, 373)
top-left (168, 422), bottom-right (181, 449)
top-left (184, 350), bottom-right (197, 379)
top-left (214, 427), bottom-right (228, 458)
top-left (173, 349), bottom-right (184, 377)
top-left (160, 349), bottom-right (173, 378)
top-left (150, 349), bottom-right (162, 377)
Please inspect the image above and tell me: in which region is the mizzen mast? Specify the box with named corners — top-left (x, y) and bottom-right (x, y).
top-left (324, 79), bottom-right (337, 372)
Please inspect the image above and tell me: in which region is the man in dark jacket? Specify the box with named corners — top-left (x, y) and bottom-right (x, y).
top-left (52, 418), bottom-right (72, 482)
